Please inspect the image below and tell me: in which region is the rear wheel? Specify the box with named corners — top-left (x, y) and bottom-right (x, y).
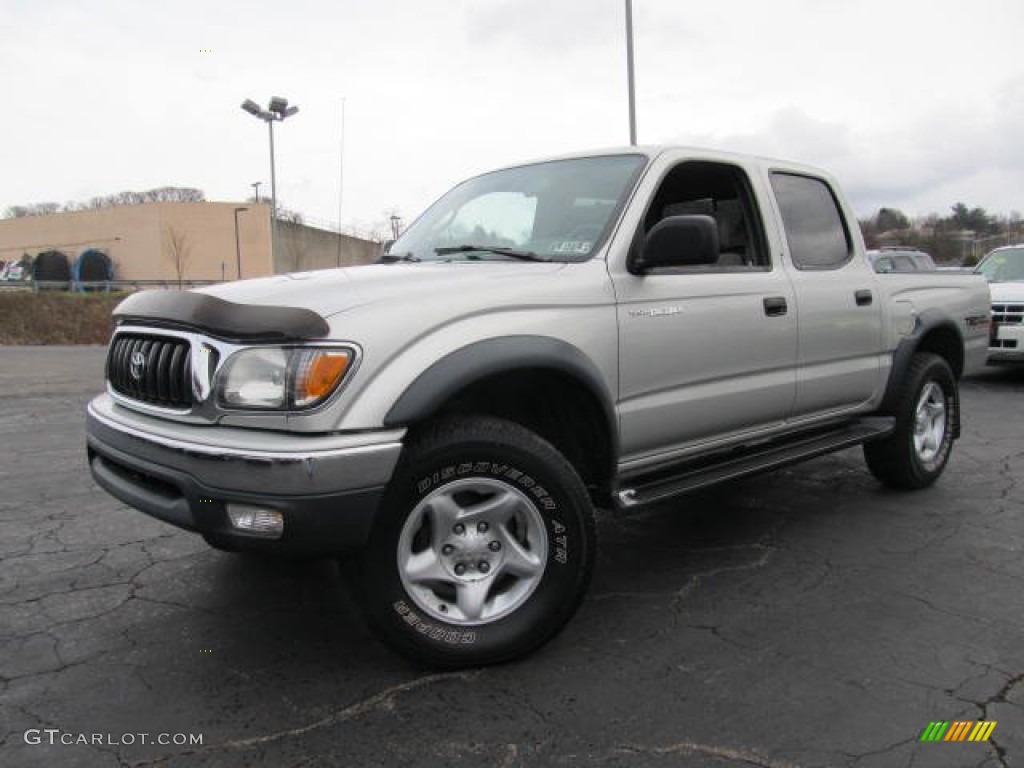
top-left (358, 416), bottom-right (595, 667)
top-left (864, 352), bottom-right (956, 490)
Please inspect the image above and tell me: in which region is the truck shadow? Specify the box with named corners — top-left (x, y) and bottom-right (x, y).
top-left (964, 365), bottom-right (1024, 392)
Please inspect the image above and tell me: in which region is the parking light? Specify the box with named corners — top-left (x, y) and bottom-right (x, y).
top-left (226, 504), bottom-right (284, 537)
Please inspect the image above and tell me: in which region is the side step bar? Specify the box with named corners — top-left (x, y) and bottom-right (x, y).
top-left (615, 417), bottom-right (895, 509)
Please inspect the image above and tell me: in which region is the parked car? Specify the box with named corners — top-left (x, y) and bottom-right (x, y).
top-left (975, 245), bottom-right (1024, 364)
top-left (0, 261), bottom-right (25, 281)
top-left (867, 248), bottom-right (937, 273)
top-left (86, 146), bottom-right (990, 667)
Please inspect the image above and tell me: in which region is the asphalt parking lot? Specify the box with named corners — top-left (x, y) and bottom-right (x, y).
top-left (1, 346), bottom-right (1022, 768)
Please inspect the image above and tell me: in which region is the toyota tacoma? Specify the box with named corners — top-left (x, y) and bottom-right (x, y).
top-left (86, 147), bottom-right (991, 666)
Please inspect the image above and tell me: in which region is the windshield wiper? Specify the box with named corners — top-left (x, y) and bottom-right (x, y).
top-left (377, 252), bottom-right (421, 263)
top-left (434, 244), bottom-right (550, 262)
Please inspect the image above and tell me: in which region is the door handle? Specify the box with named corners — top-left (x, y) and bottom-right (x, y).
top-left (763, 296), bottom-right (788, 316)
top-left (855, 289), bottom-right (873, 306)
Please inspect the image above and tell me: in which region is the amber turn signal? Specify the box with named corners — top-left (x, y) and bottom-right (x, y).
top-left (294, 350), bottom-right (352, 407)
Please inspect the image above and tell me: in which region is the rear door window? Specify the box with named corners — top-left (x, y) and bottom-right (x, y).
top-left (770, 173), bottom-right (851, 270)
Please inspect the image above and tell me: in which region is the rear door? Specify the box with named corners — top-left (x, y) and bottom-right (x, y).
top-left (768, 172), bottom-right (884, 419)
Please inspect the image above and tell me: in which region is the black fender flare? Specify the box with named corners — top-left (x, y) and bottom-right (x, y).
top-left (383, 335), bottom-right (617, 450)
top-left (880, 309), bottom-right (964, 436)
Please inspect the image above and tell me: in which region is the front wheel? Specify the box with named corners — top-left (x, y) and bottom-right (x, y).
top-left (864, 352), bottom-right (957, 490)
top-left (358, 417), bottom-right (596, 667)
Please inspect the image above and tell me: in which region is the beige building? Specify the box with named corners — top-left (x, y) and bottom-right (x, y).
top-left (0, 202), bottom-right (380, 283)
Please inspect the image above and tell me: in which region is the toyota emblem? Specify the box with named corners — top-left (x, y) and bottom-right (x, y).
top-left (129, 351), bottom-right (147, 381)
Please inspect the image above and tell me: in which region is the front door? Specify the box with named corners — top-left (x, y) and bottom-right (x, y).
top-left (612, 159), bottom-right (798, 467)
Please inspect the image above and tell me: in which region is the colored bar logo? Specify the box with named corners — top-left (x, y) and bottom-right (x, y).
top-left (920, 721), bottom-right (997, 742)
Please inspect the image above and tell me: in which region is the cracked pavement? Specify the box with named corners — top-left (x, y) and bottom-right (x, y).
top-left (1, 346), bottom-right (1022, 767)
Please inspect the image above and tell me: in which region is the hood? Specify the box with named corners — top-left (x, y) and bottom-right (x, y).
top-left (197, 261), bottom-right (567, 319)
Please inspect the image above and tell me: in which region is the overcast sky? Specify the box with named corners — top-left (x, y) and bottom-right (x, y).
top-left (3, 0), bottom-right (1022, 235)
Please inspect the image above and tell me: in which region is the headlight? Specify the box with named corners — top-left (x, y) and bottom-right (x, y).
top-left (219, 347), bottom-right (354, 410)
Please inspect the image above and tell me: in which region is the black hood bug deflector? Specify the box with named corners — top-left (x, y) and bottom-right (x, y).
top-left (112, 290), bottom-right (330, 342)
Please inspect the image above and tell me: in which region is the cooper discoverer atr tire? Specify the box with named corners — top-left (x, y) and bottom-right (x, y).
top-left (358, 416), bottom-right (596, 668)
top-left (864, 352), bottom-right (957, 490)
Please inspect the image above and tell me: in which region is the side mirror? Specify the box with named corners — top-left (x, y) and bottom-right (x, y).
top-left (632, 215), bottom-right (718, 273)
top-left (382, 239), bottom-right (395, 254)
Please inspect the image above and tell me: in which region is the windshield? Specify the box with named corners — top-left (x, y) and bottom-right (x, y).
top-left (389, 154), bottom-right (647, 262)
top-left (975, 247), bottom-right (1024, 282)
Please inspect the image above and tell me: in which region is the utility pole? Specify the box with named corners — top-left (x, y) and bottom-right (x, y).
top-left (233, 207), bottom-right (248, 279)
top-left (337, 98), bottom-right (346, 267)
top-left (625, 0), bottom-right (637, 146)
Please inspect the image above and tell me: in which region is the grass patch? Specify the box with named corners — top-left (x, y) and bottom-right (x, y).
top-left (0, 291), bottom-right (125, 345)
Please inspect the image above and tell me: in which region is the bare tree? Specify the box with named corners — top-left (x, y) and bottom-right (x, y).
top-left (4, 187), bottom-right (210, 219)
top-left (164, 226), bottom-right (191, 288)
top-left (274, 200), bottom-right (304, 225)
top-left (148, 187), bottom-right (205, 203)
top-left (281, 221), bottom-right (313, 272)
top-left (4, 202), bottom-right (59, 217)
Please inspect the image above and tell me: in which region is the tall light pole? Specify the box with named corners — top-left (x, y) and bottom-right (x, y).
top-left (625, 0), bottom-right (637, 145)
top-left (241, 97), bottom-right (299, 261)
top-left (250, 181), bottom-right (261, 203)
top-left (336, 97), bottom-right (346, 267)
top-left (233, 207), bottom-right (248, 280)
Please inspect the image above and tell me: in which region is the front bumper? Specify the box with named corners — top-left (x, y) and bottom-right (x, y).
top-left (86, 394), bottom-right (405, 555)
top-left (988, 320), bottom-right (1024, 363)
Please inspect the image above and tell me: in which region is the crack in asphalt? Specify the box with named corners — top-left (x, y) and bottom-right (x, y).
top-left (125, 670), bottom-right (481, 766)
top-left (589, 535), bottom-right (778, 607)
top-left (963, 555), bottom-right (1024, 591)
top-left (972, 670), bottom-right (1023, 768)
top-left (587, 531), bottom-right (781, 654)
top-left (878, 518), bottom-right (963, 557)
top-left (842, 735), bottom-right (918, 767)
top-left (2, 538), bottom-right (201, 628)
top-left (309, 738), bottom-right (533, 767)
top-left (610, 740), bottom-right (803, 767)
top-left (894, 589), bottom-right (994, 628)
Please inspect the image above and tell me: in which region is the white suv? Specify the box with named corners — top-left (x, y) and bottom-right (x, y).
top-left (976, 245), bottom-right (1024, 363)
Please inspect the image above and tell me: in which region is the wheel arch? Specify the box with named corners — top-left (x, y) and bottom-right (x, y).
top-left (384, 336), bottom-right (617, 504)
top-left (880, 310), bottom-right (964, 435)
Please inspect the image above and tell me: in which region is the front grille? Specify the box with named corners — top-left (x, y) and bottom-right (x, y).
top-left (108, 334), bottom-right (195, 408)
top-left (992, 303), bottom-right (1024, 325)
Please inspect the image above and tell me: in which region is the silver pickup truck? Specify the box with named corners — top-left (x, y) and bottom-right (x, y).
top-left (86, 147), bottom-right (990, 666)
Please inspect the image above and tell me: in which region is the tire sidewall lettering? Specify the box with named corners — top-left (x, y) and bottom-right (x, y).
top-left (392, 600), bottom-right (477, 645)
top-left (412, 461), bottom-right (569, 565)
top-left (415, 461), bottom-right (560, 516)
